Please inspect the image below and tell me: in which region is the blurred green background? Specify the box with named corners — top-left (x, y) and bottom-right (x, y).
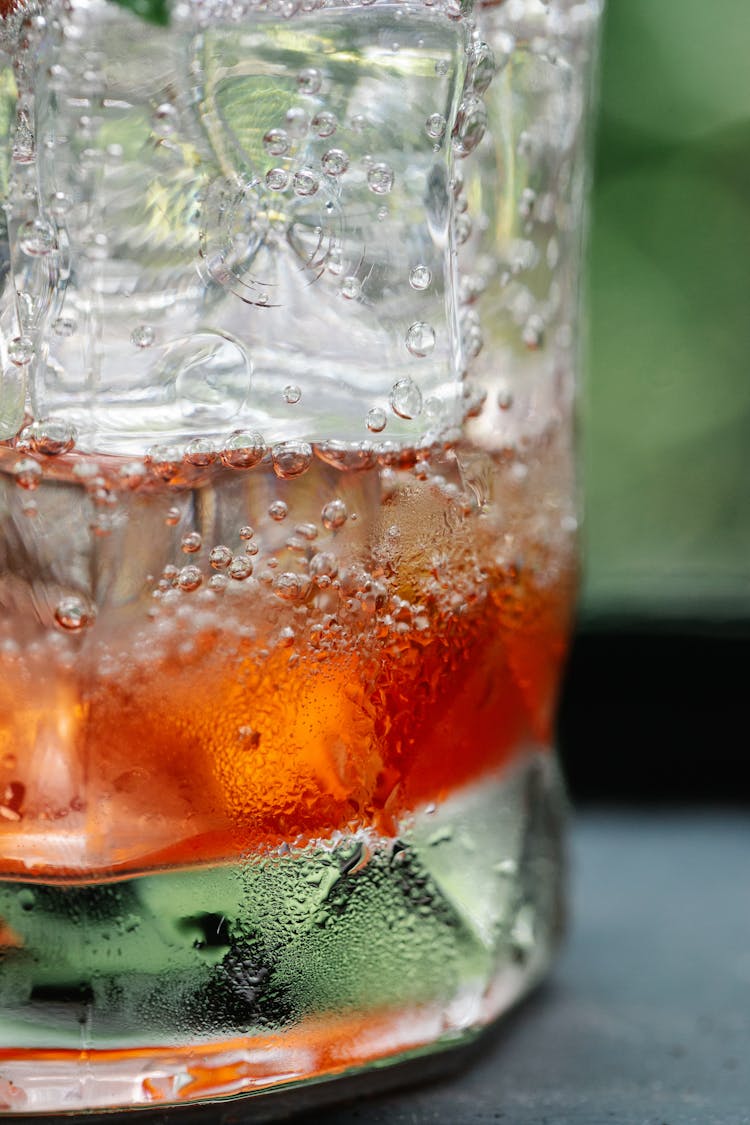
top-left (582, 0), bottom-right (750, 623)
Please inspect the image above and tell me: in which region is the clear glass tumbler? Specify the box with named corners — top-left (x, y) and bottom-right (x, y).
top-left (0, 0), bottom-right (601, 1112)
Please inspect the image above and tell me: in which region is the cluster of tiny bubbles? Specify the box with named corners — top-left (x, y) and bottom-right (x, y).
top-left (522, 314), bottom-right (545, 350)
top-left (297, 67), bottom-right (322, 95)
top-left (219, 430), bottom-right (267, 470)
top-left (282, 384), bottom-right (301, 405)
top-left (146, 443), bottom-right (183, 481)
top-left (54, 595), bottom-right (94, 632)
top-left (177, 565), bottom-right (202, 592)
top-left (53, 316), bottom-right (76, 337)
top-left (268, 499), bottom-right (289, 522)
top-left (13, 457), bottom-right (42, 490)
top-left (262, 128), bottom-right (290, 157)
top-left (209, 545), bottom-right (233, 570)
top-left (293, 168), bottom-right (319, 197)
top-left (19, 217), bottom-right (57, 257)
top-left (366, 407), bottom-right (387, 433)
top-left (321, 148), bottom-right (349, 177)
top-left (272, 440), bottom-right (313, 479)
top-left (425, 112), bottom-right (446, 141)
top-left (285, 107), bottom-right (309, 137)
top-left (229, 556), bottom-right (254, 581)
top-left (321, 498), bottom-right (347, 530)
top-left (389, 377), bottom-right (423, 420)
top-left (180, 531), bottom-right (202, 554)
top-left (409, 264), bottom-right (431, 291)
top-left (265, 167), bottom-right (289, 192)
top-left (452, 95), bottom-right (488, 158)
top-left (367, 163), bottom-right (394, 195)
top-left (165, 506), bottom-right (181, 526)
top-left (8, 337), bottom-right (33, 366)
top-left (312, 110), bottom-right (337, 138)
top-left (339, 275), bottom-right (361, 301)
top-left (405, 321), bottom-right (436, 358)
top-left (27, 418), bottom-right (76, 456)
top-left (130, 324), bottom-right (155, 349)
top-left (273, 571), bottom-right (308, 602)
top-left (497, 387), bottom-right (514, 411)
top-left (239, 525), bottom-right (254, 540)
top-left (184, 436), bottom-right (217, 466)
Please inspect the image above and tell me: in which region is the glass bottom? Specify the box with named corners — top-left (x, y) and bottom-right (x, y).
top-left (0, 752), bottom-right (565, 1114)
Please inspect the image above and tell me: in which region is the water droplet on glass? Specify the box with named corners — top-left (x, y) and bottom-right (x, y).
top-left (272, 440), bottom-right (313, 479)
top-left (54, 595), bottom-right (94, 631)
top-left (229, 556), bottom-right (254, 581)
top-left (19, 217), bottom-right (57, 257)
top-left (409, 265), bottom-right (431, 290)
top-left (265, 166), bottom-right (289, 191)
top-left (184, 436), bottom-right (217, 466)
top-left (339, 275), bottom-right (361, 300)
top-left (13, 457), bottom-right (41, 490)
top-left (321, 498), bottom-right (347, 530)
top-left (283, 383), bottom-right (302, 405)
top-left (268, 499), bottom-right (289, 522)
top-left (294, 167), bottom-right (319, 197)
top-left (273, 571), bottom-right (308, 602)
top-left (452, 95), bottom-right (488, 158)
top-left (263, 128), bottom-right (290, 157)
top-left (366, 407), bottom-right (387, 433)
top-left (181, 531), bottom-right (202, 554)
top-left (220, 430), bottom-right (266, 470)
top-left (468, 41), bottom-right (496, 94)
top-left (177, 565), bottom-right (202, 592)
top-left (297, 67), bottom-right (322, 95)
top-left (28, 418), bottom-right (76, 456)
top-left (8, 337), bottom-right (34, 366)
top-left (322, 148), bottom-right (348, 176)
top-left (522, 314), bottom-right (545, 350)
top-left (312, 110), bottom-right (337, 137)
top-left (367, 162), bottom-right (394, 195)
top-left (425, 113), bottom-right (446, 140)
top-left (405, 322), bottom-right (436, 358)
top-left (390, 377), bottom-right (423, 419)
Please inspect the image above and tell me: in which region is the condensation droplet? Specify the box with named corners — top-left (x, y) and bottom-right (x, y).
top-left (409, 265), bottom-right (432, 290)
top-left (19, 217), bottom-right (57, 257)
top-left (177, 565), bottom-right (202, 591)
top-left (322, 148), bottom-right (348, 176)
top-left (321, 498), bottom-right (347, 530)
top-left (339, 275), bottom-right (361, 300)
top-left (265, 167), bottom-right (289, 191)
top-left (312, 110), bottom-right (337, 137)
top-left (13, 457), bottom-right (42, 490)
top-left (272, 440), bottom-right (313, 479)
top-left (366, 407), bottom-right (387, 433)
top-left (405, 322), bottom-right (435, 358)
top-left (263, 128), bottom-right (290, 157)
top-left (389, 377), bottom-right (423, 419)
top-left (425, 113), bottom-right (446, 140)
top-left (297, 67), bottom-right (322, 95)
top-left (367, 162), bottom-right (394, 195)
top-left (28, 418), bottom-right (76, 456)
top-left (229, 556), bottom-right (254, 581)
top-left (54, 595), bottom-right (94, 631)
top-left (184, 436), bottom-right (217, 466)
top-left (220, 430), bottom-right (266, 470)
top-left (268, 499), bottom-right (289, 522)
top-left (181, 531), bottom-right (202, 554)
top-left (522, 314), bottom-right (545, 350)
top-left (8, 337), bottom-right (34, 366)
top-left (452, 95), bottom-right (488, 158)
top-left (283, 384), bottom-right (302, 405)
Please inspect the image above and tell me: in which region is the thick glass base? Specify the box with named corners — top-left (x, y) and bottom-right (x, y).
top-left (0, 753), bottom-right (565, 1114)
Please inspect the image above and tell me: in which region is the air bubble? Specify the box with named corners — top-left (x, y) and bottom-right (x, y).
top-left (425, 113), bottom-right (446, 140)
top-left (153, 103), bottom-right (178, 135)
top-left (452, 95), bottom-right (488, 158)
top-left (54, 595), bottom-right (94, 631)
top-left (366, 407), bottom-right (387, 433)
top-left (265, 167), bottom-right (289, 191)
top-left (53, 317), bottom-right (76, 337)
top-left (297, 67), bottom-right (322, 95)
top-left (229, 556), bottom-right (254, 581)
top-left (177, 565), bottom-right (202, 591)
top-left (497, 388), bottom-right (513, 410)
top-left (208, 574), bottom-right (228, 592)
top-left (184, 437), bottom-right (217, 466)
top-left (245, 540), bottom-right (260, 556)
top-left (435, 59), bottom-right (449, 76)
top-left (165, 506), bottom-right (181, 526)
top-left (367, 162), bottom-right (394, 195)
top-left (285, 107), bottom-right (309, 137)
top-left (468, 41), bottom-right (496, 95)
top-left (339, 275), bottom-right (361, 300)
top-left (312, 110), bottom-right (337, 137)
top-left (19, 217), bottom-right (57, 257)
top-left (28, 419), bottom-right (76, 456)
top-left (272, 440), bottom-right (313, 479)
top-left (522, 314), bottom-right (545, 350)
top-left (322, 148), bottom-right (348, 176)
top-left (263, 128), bottom-right (290, 157)
top-left (390, 377), bottom-right (423, 419)
top-left (409, 265), bottom-right (431, 290)
top-left (268, 499), bottom-right (289, 522)
top-left (321, 498), bottom-right (347, 530)
top-left (220, 430), bottom-right (266, 470)
top-left (48, 191), bottom-right (72, 218)
top-left (310, 551), bottom-right (337, 579)
top-left (181, 531), bottom-right (202, 554)
top-left (519, 188), bottom-right (536, 220)
top-left (8, 337), bottom-right (34, 366)
top-left (405, 322), bottom-right (435, 358)
top-left (296, 522), bottom-right (318, 541)
top-left (13, 458), bottom-right (42, 490)
top-left (238, 725), bottom-right (261, 748)
top-left (239, 525), bottom-right (254, 540)
top-left (283, 384), bottom-right (301, 405)
top-left (294, 168), bottom-right (319, 197)
top-left (273, 571), bottom-right (308, 602)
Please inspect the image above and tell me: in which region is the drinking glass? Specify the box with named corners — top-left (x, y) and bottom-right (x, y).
top-left (0, 0), bottom-right (602, 1111)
